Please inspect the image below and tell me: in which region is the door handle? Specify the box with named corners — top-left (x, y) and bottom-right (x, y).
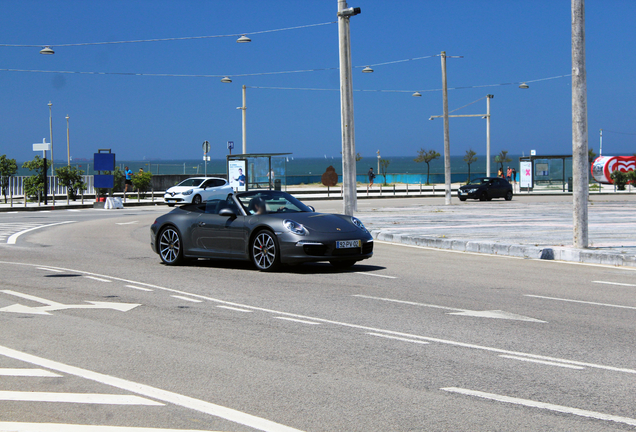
top-left (198, 222), bottom-right (206, 227)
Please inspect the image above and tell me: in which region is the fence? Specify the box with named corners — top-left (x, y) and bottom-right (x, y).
top-left (3, 176), bottom-right (95, 199)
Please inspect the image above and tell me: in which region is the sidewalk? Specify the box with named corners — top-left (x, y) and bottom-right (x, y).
top-left (1, 189), bottom-right (635, 268)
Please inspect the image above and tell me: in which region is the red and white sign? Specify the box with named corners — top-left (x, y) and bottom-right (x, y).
top-left (591, 156), bottom-right (636, 184)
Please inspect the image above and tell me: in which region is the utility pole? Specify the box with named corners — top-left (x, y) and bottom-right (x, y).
top-left (441, 51), bottom-right (451, 205)
top-left (48, 102), bottom-right (54, 176)
top-left (572, 0), bottom-right (588, 249)
top-left (66, 115), bottom-right (70, 166)
top-left (486, 95), bottom-right (493, 177)
top-left (240, 85), bottom-right (247, 154)
top-left (338, 0), bottom-right (360, 216)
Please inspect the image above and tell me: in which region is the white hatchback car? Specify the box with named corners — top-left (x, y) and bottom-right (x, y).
top-left (164, 177), bottom-right (233, 206)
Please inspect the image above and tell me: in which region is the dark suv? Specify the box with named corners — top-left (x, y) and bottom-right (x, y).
top-left (457, 177), bottom-right (513, 201)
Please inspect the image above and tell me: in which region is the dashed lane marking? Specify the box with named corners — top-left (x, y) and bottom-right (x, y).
top-left (593, 280), bottom-right (636, 287)
top-left (274, 317), bottom-right (320, 325)
top-left (126, 284), bottom-right (153, 292)
top-left (0, 391), bottom-right (164, 405)
top-left (84, 276), bottom-right (112, 283)
top-left (498, 355), bottom-right (585, 370)
top-left (217, 305), bottom-right (252, 313)
top-left (171, 295), bottom-right (203, 303)
top-left (367, 332), bottom-right (430, 345)
top-left (525, 294), bottom-right (636, 311)
top-left (0, 368), bottom-right (62, 377)
top-left (441, 387), bottom-right (636, 427)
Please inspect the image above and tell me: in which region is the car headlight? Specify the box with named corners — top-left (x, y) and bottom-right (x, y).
top-left (351, 217), bottom-right (368, 233)
top-left (283, 219), bottom-right (307, 235)
top-left (182, 189), bottom-right (194, 196)
top-left (466, 188), bottom-right (477, 193)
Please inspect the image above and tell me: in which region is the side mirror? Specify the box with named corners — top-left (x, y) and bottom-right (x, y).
top-left (308, 205), bottom-right (315, 212)
top-left (219, 208), bottom-right (236, 218)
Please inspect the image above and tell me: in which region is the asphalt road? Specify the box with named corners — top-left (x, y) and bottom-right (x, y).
top-left (1, 204), bottom-right (635, 431)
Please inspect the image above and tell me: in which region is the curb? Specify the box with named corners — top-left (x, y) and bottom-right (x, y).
top-left (371, 230), bottom-right (636, 268)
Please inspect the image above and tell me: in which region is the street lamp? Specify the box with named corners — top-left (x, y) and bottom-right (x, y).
top-left (362, 66), bottom-right (374, 73)
top-left (236, 35), bottom-right (251, 43)
top-left (519, 82), bottom-right (529, 89)
top-left (40, 46), bottom-right (54, 55)
top-left (412, 91), bottom-right (422, 97)
top-left (221, 76), bottom-right (232, 83)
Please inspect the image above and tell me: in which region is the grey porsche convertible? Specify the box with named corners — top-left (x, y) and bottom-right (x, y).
top-left (150, 190), bottom-right (374, 271)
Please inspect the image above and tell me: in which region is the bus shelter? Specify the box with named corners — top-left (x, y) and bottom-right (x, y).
top-left (519, 154), bottom-right (572, 192)
top-left (227, 153), bottom-right (291, 192)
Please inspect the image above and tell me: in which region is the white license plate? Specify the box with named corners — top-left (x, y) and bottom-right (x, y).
top-left (336, 240), bottom-right (361, 249)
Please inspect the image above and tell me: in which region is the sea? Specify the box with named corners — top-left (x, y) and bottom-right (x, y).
top-left (14, 154), bottom-right (564, 185)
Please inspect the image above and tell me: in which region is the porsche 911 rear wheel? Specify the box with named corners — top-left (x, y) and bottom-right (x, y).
top-left (251, 230), bottom-right (280, 271)
top-left (159, 226), bottom-right (183, 265)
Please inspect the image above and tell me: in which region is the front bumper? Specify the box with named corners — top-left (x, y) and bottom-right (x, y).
top-left (278, 234), bottom-right (374, 264)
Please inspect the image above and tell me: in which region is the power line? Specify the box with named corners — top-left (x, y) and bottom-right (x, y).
top-left (603, 129), bottom-right (636, 136)
top-left (0, 21), bottom-right (336, 47)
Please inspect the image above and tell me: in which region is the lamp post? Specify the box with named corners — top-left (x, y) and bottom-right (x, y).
top-left (48, 102), bottom-right (53, 176)
top-left (338, 0), bottom-right (361, 216)
top-left (441, 51), bottom-right (451, 205)
top-left (429, 94), bottom-right (493, 176)
top-left (66, 115), bottom-right (70, 166)
top-left (236, 85), bottom-right (247, 154)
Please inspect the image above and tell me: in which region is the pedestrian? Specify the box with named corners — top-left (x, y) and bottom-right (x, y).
top-left (367, 167), bottom-right (376, 192)
top-left (124, 166), bottom-right (133, 195)
top-left (506, 166), bottom-right (512, 182)
top-left (497, 167), bottom-right (503, 178)
top-left (511, 167), bottom-right (517, 191)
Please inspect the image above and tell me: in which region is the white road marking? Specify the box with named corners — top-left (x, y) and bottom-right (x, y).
top-left (116, 221), bottom-right (139, 225)
top-left (0, 290), bottom-right (140, 315)
top-left (126, 284), bottom-right (153, 292)
top-left (171, 295), bottom-right (202, 303)
top-left (441, 387), bottom-right (636, 427)
top-left (0, 391), bottom-right (163, 405)
top-left (37, 267), bottom-right (64, 273)
top-left (525, 294), bottom-right (636, 311)
top-left (376, 240), bottom-right (636, 271)
top-left (0, 345), bottom-right (305, 432)
top-left (498, 355), bottom-right (585, 370)
top-left (67, 209), bottom-right (81, 212)
top-left (7, 221), bottom-right (75, 244)
top-left (354, 272), bottom-right (397, 279)
top-left (0, 422), bottom-right (223, 432)
top-left (367, 332), bottom-right (430, 345)
top-left (1, 261), bottom-right (633, 376)
top-left (217, 305), bottom-right (253, 312)
top-left (84, 276), bottom-right (112, 283)
top-left (274, 317), bottom-right (321, 325)
top-left (0, 368), bottom-right (62, 377)
top-left (354, 294), bottom-right (546, 323)
top-left (593, 280), bottom-right (636, 287)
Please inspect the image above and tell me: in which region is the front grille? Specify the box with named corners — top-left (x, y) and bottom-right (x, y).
top-left (362, 242), bottom-right (373, 254)
top-left (303, 245), bottom-right (328, 256)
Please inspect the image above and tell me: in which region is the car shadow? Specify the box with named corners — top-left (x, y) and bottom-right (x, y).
top-left (171, 258), bottom-right (386, 274)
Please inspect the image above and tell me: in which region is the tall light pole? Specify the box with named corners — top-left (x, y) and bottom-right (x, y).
top-left (66, 115), bottom-right (70, 166)
top-left (48, 102), bottom-right (54, 176)
top-left (440, 51), bottom-right (451, 205)
top-left (338, 0), bottom-right (361, 216)
top-left (572, 0), bottom-right (588, 248)
top-left (237, 85), bottom-right (247, 154)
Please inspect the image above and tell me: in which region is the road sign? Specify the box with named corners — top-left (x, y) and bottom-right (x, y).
top-left (227, 141), bottom-right (234, 150)
top-left (202, 141), bottom-right (210, 154)
top-left (33, 142), bottom-right (51, 152)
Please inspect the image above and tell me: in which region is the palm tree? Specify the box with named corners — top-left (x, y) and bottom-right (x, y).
top-left (414, 148), bottom-right (440, 185)
top-left (463, 149), bottom-right (477, 183)
top-left (494, 150), bottom-right (512, 172)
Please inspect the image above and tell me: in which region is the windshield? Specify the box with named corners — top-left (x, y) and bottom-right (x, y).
top-left (236, 191), bottom-right (312, 215)
top-left (176, 178), bottom-right (204, 187)
top-left (467, 178), bottom-right (491, 185)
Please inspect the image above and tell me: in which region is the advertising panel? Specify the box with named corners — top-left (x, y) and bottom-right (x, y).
top-left (591, 156), bottom-right (636, 184)
top-left (519, 161), bottom-right (532, 188)
top-left (228, 159), bottom-right (247, 192)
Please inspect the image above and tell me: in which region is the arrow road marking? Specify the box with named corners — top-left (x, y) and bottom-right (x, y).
top-left (353, 294), bottom-right (546, 323)
top-left (0, 290), bottom-right (140, 315)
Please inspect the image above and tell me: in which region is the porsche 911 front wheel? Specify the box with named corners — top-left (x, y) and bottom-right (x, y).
top-left (158, 226), bottom-right (183, 265)
top-left (251, 230), bottom-right (280, 271)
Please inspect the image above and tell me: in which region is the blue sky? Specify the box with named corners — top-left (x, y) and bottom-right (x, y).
top-left (1, 0), bottom-right (635, 162)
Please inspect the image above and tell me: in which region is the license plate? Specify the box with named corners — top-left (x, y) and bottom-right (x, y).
top-left (336, 240), bottom-right (361, 249)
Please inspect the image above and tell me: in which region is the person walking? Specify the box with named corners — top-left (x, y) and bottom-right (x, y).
top-left (124, 166), bottom-right (133, 195)
top-left (506, 166), bottom-right (512, 182)
top-left (367, 167), bottom-right (376, 192)
top-left (497, 167), bottom-right (503, 178)
top-left (511, 167), bottom-right (517, 191)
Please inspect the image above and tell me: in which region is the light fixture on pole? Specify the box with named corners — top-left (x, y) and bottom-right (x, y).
top-left (362, 66), bottom-right (374, 73)
top-left (519, 82), bottom-right (529, 89)
top-left (236, 34), bottom-right (251, 43)
top-left (221, 76), bottom-right (232, 83)
top-left (412, 91), bottom-right (422, 97)
top-left (66, 115), bottom-right (70, 166)
top-left (40, 46), bottom-right (54, 55)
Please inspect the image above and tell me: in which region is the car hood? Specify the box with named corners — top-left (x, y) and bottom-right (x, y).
top-left (166, 185), bottom-right (199, 193)
top-left (277, 212), bottom-right (359, 234)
